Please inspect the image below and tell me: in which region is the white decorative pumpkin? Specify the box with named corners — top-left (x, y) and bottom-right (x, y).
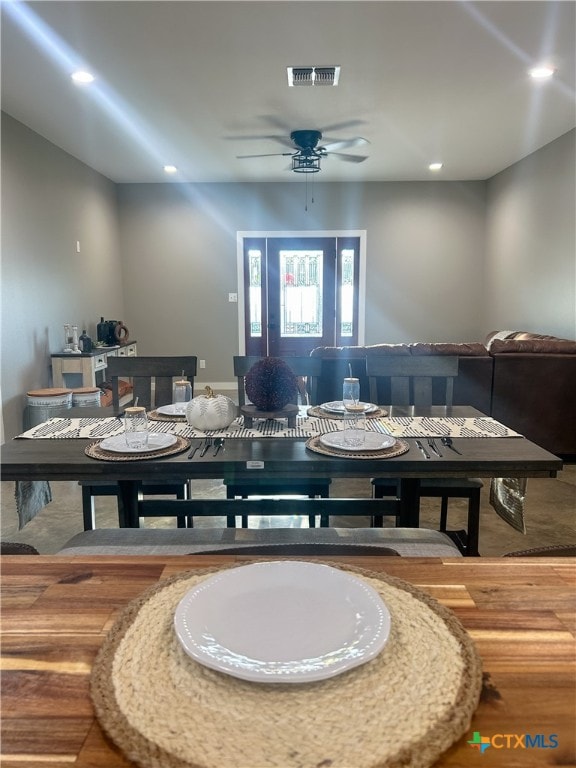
top-left (186, 386), bottom-right (236, 430)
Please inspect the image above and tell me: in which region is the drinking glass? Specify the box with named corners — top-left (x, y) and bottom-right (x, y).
top-left (173, 380), bottom-right (192, 414)
top-left (124, 406), bottom-right (149, 449)
top-left (342, 377), bottom-right (366, 446)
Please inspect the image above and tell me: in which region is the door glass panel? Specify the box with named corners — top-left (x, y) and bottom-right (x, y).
top-left (280, 250), bottom-right (323, 338)
top-left (340, 248), bottom-right (355, 338)
top-left (248, 248), bottom-right (262, 338)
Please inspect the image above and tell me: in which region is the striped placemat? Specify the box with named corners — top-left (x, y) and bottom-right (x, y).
top-left (17, 414), bottom-right (521, 440)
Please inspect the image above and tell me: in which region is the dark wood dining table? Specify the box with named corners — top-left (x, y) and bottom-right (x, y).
top-left (1, 554), bottom-right (575, 767)
top-left (1, 405), bottom-right (562, 533)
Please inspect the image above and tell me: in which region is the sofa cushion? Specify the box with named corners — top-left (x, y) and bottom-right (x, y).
top-left (409, 342), bottom-right (488, 356)
top-left (485, 330), bottom-right (574, 352)
top-left (365, 343), bottom-right (411, 355)
top-left (489, 338), bottom-right (576, 354)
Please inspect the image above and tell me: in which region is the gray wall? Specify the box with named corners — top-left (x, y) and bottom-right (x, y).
top-left (1, 113), bottom-right (124, 439)
top-left (2, 113), bottom-right (575, 438)
top-left (485, 129), bottom-right (575, 338)
top-left (117, 180), bottom-right (486, 384)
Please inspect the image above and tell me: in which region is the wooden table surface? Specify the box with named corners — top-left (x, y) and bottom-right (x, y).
top-left (2, 555), bottom-right (575, 767)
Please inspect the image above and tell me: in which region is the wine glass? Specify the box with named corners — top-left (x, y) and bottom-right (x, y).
top-left (342, 377), bottom-right (365, 446)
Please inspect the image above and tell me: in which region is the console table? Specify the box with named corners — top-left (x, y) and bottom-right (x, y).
top-left (51, 342), bottom-right (137, 388)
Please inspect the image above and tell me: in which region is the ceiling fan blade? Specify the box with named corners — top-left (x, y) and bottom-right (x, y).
top-left (328, 152), bottom-right (369, 163)
top-left (226, 134), bottom-right (295, 149)
top-left (260, 115), bottom-right (297, 133)
top-left (322, 137), bottom-right (370, 152)
top-left (236, 152), bottom-right (294, 159)
top-left (321, 119), bottom-right (366, 134)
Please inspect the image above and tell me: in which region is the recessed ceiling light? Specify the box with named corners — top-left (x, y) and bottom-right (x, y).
top-left (163, 165), bottom-right (178, 174)
top-left (71, 70), bottom-right (95, 85)
top-left (429, 162), bottom-right (443, 171)
top-left (528, 65), bottom-right (555, 80)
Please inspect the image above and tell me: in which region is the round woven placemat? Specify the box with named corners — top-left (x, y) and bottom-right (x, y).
top-left (308, 405), bottom-right (388, 420)
top-left (85, 435), bottom-right (190, 462)
top-left (91, 562), bottom-right (482, 768)
top-left (306, 435), bottom-right (410, 460)
top-left (148, 410), bottom-right (187, 422)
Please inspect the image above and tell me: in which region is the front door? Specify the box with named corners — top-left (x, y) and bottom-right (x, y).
top-left (242, 235), bottom-right (360, 357)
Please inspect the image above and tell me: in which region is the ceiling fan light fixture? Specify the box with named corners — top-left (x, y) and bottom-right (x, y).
top-left (292, 155), bottom-right (321, 173)
top-left (287, 66), bottom-right (340, 87)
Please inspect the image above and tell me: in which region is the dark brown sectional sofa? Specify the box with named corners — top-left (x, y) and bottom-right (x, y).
top-left (311, 331), bottom-right (576, 460)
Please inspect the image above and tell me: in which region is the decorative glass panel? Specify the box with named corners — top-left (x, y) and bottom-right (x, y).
top-left (280, 250), bottom-right (323, 338)
top-left (340, 248), bottom-right (354, 337)
top-left (248, 249), bottom-right (262, 337)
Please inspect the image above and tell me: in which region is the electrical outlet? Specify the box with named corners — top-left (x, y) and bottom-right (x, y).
top-left (199, 360), bottom-right (206, 369)
top-left (228, 293), bottom-right (238, 303)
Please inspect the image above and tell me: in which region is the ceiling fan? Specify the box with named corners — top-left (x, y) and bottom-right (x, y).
top-left (236, 129), bottom-right (369, 173)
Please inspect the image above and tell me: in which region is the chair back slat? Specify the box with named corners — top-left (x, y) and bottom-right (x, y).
top-left (367, 355), bottom-right (458, 407)
top-left (233, 356), bottom-right (322, 406)
top-left (107, 356), bottom-right (198, 410)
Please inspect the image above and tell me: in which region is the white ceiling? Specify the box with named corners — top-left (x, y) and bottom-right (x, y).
top-left (2, 1), bottom-right (575, 184)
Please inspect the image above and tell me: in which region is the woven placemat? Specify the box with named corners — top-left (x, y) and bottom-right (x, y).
top-left (308, 405), bottom-right (388, 420)
top-left (85, 435), bottom-right (190, 461)
top-left (91, 562), bottom-right (482, 768)
top-left (148, 410), bottom-right (187, 422)
top-left (306, 435), bottom-right (410, 460)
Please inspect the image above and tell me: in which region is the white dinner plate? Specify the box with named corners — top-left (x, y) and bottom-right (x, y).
top-left (156, 404), bottom-right (188, 416)
top-left (320, 431), bottom-right (396, 452)
top-left (99, 432), bottom-right (177, 453)
top-left (321, 401), bottom-right (378, 414)
top-left (174, 561), bottom-right (391, 683)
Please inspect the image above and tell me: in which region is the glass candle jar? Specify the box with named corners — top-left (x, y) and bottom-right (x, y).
top-left (173, 379), bottom-right (192, 414)
top-left (124, 406), bottom-right (149, 449)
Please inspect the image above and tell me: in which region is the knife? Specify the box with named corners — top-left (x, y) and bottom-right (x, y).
top-left (415, 440), bottom-right (430, 459)
top-left (187, 441), bottom-right (202, 459)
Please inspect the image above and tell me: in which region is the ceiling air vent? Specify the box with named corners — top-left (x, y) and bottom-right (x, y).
top-left (287, 66), bottom-right (340, 87)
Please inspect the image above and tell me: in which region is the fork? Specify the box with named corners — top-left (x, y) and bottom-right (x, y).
top-left (427, 438), bottom-right (442, 457)
top-left (199, 437), bottom-right (212, 457)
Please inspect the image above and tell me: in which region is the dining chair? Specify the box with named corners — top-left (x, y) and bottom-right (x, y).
top-left (80, 355), bottom-right (198, 530)
top-left (1, 541), bottom-right (40, 555)
top-left (504, 544), bottom-right (576, 557)
top-left (224, 355), bottom-right (331, 528)
top-left (366, 354), bottom-right (482, 556)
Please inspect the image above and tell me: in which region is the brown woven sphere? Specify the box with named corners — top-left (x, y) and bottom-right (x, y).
top-left (245, 358), bottom-right (298, 411)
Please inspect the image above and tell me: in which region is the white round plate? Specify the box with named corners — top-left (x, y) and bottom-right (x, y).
top-left (321, 401), bottom-right (378, 414)
top-left (99, 433), bottom-right (177, 453)
top-left (157, 404), bottom-right (187, 416)
top-left (319, 431), bottom-right (396, 452)
top-left (174, 561), bottom-right (391, 683)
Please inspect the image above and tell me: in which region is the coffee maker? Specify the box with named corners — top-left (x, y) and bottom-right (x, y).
top-left (97, 318), bottom-right (120, 346)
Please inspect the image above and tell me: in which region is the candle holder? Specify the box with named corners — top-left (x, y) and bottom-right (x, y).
top-left (63, 324), bottom-right (73, 353)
